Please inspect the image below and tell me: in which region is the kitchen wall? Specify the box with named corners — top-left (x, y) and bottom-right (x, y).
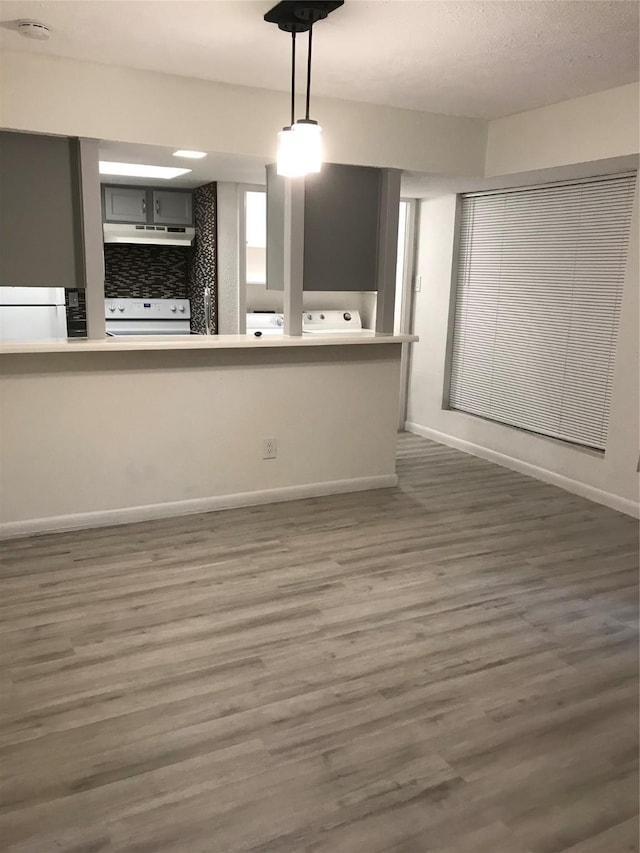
top-left (0, 345), bottom-right (401, 535)
top-left (0, 51), bottom-right (487, 177)
top-left (104, 244), bottom-right (189, 299)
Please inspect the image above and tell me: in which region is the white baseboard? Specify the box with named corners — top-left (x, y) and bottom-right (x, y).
top-left (404, 422), bottom-right (640, 519)
top-left (0, 474), bottom-right (399, 540)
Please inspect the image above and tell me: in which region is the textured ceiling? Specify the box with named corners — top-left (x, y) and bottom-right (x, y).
top-left (1, 1), bottom-right (638, 119)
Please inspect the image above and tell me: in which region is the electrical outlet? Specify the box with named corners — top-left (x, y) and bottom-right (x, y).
top-left (262, 438), bottom-right (277, 460)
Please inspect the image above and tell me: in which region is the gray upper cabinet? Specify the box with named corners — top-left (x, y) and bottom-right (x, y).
top-left (101, 185), bottom-right (193, 227)
top-left (103, 186), bottom-right (147, 224)
top-left (0, 130), bottom-right (84, 288)
top-left (152, 190), bottom-right (192, 226)
top-left (266, 163), bottom-right (395, 291)
top-left (303, 165), bottom-right (380, 292)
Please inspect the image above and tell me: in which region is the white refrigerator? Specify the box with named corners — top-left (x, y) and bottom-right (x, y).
top-left (0, 287), bottom-right (67, 341)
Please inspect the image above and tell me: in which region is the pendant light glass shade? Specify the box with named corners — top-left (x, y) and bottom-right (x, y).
top-left (277, 123), bottom-right (322, 177)
top-left (277, 127), bottom-right (307, 177)
top-left (291, 120), bottom-right (322, 174)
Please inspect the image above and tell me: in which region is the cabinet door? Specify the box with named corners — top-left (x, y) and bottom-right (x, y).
top-left (103, 186), bottom-right (148, 223)
top-left (152, 190), bottom-right (193, 226)
top-left (0, 131), bottom-right (83, 288)
top-left (303, 164), bottom-right (381, 291)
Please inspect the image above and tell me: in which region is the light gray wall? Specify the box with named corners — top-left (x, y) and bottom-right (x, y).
top-left (0, 345), bottom-right (402, 534)
top-left (1, 51), bottom-right (487, 177)
top-left (405, 183), bottom-right (639, 516)
top-left (406, 86), bottom-right (640, 515)
top-left (486, 82), bottom-right (639, 176)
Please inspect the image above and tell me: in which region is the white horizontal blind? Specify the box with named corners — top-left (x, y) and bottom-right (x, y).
top-left (449, 173), bottom-right (636, 450)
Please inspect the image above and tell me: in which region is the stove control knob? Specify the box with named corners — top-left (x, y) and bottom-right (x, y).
top-left (320, 313), bottom-right (325, 319)
top-left (118, 304), bottom-right (125, 312)
top-left (108, 304), bottom-right (115, 312)
top-left (178, 305), bottom-right (186, 312)
top-left (343, 312), bottom-right (352, 321)
top-left (275, 316), bottom-right (283, 326)
top-left (170, 305), bottom-right (177, 312)
top-left (306, 314), bottom-right (312, 320)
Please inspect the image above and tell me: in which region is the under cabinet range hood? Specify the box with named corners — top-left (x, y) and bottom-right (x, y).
top-left (103, 223), bottom-right (195, 247)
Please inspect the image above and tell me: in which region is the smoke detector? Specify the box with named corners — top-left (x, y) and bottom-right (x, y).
top-left (17, 20), bottom-right (51, 40)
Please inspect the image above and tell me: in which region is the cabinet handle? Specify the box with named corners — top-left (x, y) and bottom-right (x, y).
top-left (141, 198), bottom-right (146, 214)
top-left (155, 199), bottom-right (160, 216)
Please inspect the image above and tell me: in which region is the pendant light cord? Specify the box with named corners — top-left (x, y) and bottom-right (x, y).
top-left (305, 24), bottom-right (313, 120)
top-left (290, 30), bottom-right (296, 126)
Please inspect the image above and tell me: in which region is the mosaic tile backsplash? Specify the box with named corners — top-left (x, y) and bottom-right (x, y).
top-left (65, 289), bottom-right (87, 338)
top-left (104, 245), bottom-right (189, 299)
top-left (188, 183), bottom-right (218, 334)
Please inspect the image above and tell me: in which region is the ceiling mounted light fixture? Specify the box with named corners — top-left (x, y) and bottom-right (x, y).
top-left (173, 150), bottom-right (207, 159)
top-left (264, 0), bottom-right (344, 177)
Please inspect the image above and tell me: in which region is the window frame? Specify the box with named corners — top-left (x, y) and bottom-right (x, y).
top-left (239, 184), bottom-right (267, 289)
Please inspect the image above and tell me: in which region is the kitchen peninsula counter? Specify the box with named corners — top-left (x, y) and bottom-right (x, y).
top-left (0, 332), bottom-right (416, 355)
top-left (1, 333), bottom-right (414, 539)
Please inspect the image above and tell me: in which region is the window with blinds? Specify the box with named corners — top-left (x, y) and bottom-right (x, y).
top-left (448, 173), bottom-right (636, 451)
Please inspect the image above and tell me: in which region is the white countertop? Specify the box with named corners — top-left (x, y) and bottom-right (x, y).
top-left (0, 332), bottom-right (417, 355)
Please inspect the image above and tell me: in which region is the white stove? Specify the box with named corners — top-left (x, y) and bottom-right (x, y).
top-left (246, 309), bottom-right (367, 337)
top-left (105, 298), bottom-right (191, 336)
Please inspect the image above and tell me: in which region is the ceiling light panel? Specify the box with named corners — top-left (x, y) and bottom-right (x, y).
top-left (98, 161), bottom-right (192, 179)
top-left (173, 150), bottom-right (207, 159)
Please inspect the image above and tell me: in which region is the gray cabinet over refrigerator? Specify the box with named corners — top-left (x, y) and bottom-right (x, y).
top-left (102, 185), bottom-right (193, 227)
top-left (0, 130), bottom-right (85, 288)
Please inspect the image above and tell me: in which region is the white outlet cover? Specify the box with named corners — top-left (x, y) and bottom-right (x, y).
top-left (262, 438), bottom-right (277, 459)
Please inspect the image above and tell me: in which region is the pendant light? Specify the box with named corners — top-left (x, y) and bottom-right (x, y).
top-left (290, 22), bottom-right (322, 174)
top-left (265, 1), bottom-right (344, 178)
top-left (277, 31), bottom-right (307, 177)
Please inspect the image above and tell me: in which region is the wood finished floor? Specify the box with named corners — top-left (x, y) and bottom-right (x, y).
top-left (0, 433), bottom-right (638, 853)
